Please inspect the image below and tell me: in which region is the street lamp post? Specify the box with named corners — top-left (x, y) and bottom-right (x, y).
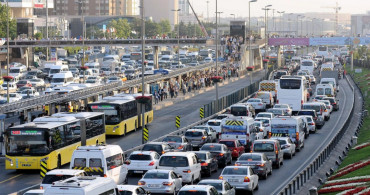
top-left (171, 9), bottom-right (181, 67)
top-left (140, 0), bottom-right (146, 144)
top-left (249, 0), bottom-right (257, 84)
top-left (262, 5), bottom-right (271, 75)
top-left (215, 0), bottom-right (219, 112)
top-left (46, 0), bottom-right (48, 61)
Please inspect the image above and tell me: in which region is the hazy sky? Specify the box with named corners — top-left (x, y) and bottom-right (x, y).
top-left (190, 0), bottom-right (369, 18)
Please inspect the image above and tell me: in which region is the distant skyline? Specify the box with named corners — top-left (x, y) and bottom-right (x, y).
top-left (189, 0), bottom-right (369, 18)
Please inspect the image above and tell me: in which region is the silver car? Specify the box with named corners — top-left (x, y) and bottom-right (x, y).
top-left (138, 169), bottom-right (183, 194)
top-left (162, 135), bottom-right (192, 151)
top-left (235, 153), bottom-right (272, 179)
top-left (270, 137), bottom-right (296, 159)
top-left (198, 179), bottom-right (236, 195)
top-left (193, 125), bottom-right (217, 142)
top-left (219, 166), bottom-right (259, 192)
top-left (303, 115), bottom-right (316, 133)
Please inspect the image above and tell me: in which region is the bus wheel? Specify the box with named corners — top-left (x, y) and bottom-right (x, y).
top-left (57, 155), bottom-right (61, 169)
top-left (96, 140), bottom-right (99, 145)
top-left (146, 116), bottom-right (149, 124)
top-left (135, 121), bottom-right (137, 131)
top-left (124, 125), bottom-right (127, 135)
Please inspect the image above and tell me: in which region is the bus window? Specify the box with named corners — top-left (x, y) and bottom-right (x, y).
top-left (279, 79), bottom-right (301, 89)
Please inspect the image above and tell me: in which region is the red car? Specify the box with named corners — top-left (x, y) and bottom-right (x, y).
top-left (16, 80), bottom-right (32, 88)
top-left (219, 139), bottom-right (245, 159)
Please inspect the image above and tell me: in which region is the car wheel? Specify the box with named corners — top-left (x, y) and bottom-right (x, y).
top-left (263, 171), bottom-right (268, 180)
top-left (269, 167), bottom-right (272, 175)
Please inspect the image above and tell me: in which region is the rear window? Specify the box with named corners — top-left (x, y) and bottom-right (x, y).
top-left (239, 154), bottom-right (261, 161)
top-left (301, 61), bottom-right (313, 66)
top-left (201, 145), bottom-right (222, 151)
top-left (253, 143), bottom-right (275, 152)
top-left (73, 158), bottom-right (86, 167)
top-left (302, 105), bottom-right (320, 112)
top-left (298, 111), bottom-right (315, 117)
top-left (142, 144), bottom-right (162, 153)
top-left (325, 88), bottom-right (332, 95)
top-left (195, 153), bottom-right (207, 160)
top-left (129, 154), bottom-right (152, 161)
top-left (198, 182), bottom-right (222, 191)
top-left (257, 114), bottom-right (270, 118)
top-left (277, 140), bottom-right (287, 145)
top-left (231, 107), bottom-right (248, 116)
top-left (163, 136), bottom-right (182, 143)
top-left (119, 191), bottom-right (133, 195)
top-left (89, 158), bottom-right (102, 167)
top-left (42, 174), bottom-right (74, 184)
top-left (178, 191), bottom-right (207, 195)
top-left (279, 79), bottom-right (301, 89)
top-left (222, 167), bottom-right (249, 175)
top-left (185, 131), bottom-right (203, 137)
top-left (219, 141), bottom-right (235, 147)
top-left (317, 88), bottom-right (324, 95)
top-left (143, 172), bottom-right (169, 179)
top-left (324, 98), bottom-right (335, 104)
top-left (208, 121), bottom-right (221, 126)
top-left (159, 156), bottom-right (189, 167)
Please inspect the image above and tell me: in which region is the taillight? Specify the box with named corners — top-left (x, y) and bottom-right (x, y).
top-left (309, 122), bottom-right (315, 125)
top-left (219, 153), bottom-right (224, 156)
top-left (219, 176), bottom-right (223, 180)
top-left (162, 182), bottom-right (173, 186)
top-left (202, 136), bottom-right (207, 140)
top-left (333, 103), bottom-right (336, 105)
top-left (258, 163), bottom-right (265, 167)
top-left (177, 145), bottom-right (184, 149)
top-left (244, 176), bottom-right (250, 182)
top-left (258, 103), bottom-right (263, 106)
top-left (162, 151), bottom-right (165, 154)
top-left (104, 174), bottom-right (107, 177)
top-left (268, 132), bottom-right (272, 138)
top-left (277, 100), bottom-right (279, 104)
top-left (183, 170), bottom-right (191, 173)
top-left (40, 187), bottom-right (43, 189)
top-left (201, 162), bottom-right (208, 166)
top-left (301, 100), bottom-right (303, 105)
top-left (296, 132), bottom-right (299, 141)
top-left (138, 181), bottom-right (146, 185)
top-left (148, 161), bottom-right (155, 166)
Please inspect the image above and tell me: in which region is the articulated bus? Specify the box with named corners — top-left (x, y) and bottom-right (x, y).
top-left (277, 76), bottom-right (307, 113)
top-left (88, 93), bottom-right (153, 136)
top-left (4, 112), bottom-right (105, 170)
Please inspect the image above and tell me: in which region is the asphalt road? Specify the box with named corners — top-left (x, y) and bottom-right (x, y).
top-left (0, 70), bottom-right (266, 194)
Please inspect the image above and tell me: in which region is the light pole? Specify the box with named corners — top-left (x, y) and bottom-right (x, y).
top-left (262, 5), bottom-right (271, 75)
top-left (249, 0), bottom-right (257, 84)
top-left (171, 9), bottom-right (181, 67)
top-left (140, 0), bottom-right (146, 144)
top-left (76, 0), bottom-right (86, 82)
top-left (215, 0), bottom-right (221, 112)
top-left (206, 1), bottom-right (210, 22)
top-left (230, 14), bottom-right (235, 20)
top-left (6, 0), bottom-right (10, 103)
top-left (277, 11), bottom-right (284, 36)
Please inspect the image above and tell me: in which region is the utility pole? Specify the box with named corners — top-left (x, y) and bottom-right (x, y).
top-left (172, 9), bottom-right (181, 67)
top-left (140, 0), bottom-right (146, 144)
top-left (249, 0), bottom-right (257, 84)
top-left (215, 0), bottom-right (219, 112)
top-left (46, 0), bottom-right (49, 61)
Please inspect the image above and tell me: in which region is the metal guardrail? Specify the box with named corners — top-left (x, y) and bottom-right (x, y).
top-left (276, 75), bottom-right (356, 195)
top-left (0, 62), bottom-right (224, 114)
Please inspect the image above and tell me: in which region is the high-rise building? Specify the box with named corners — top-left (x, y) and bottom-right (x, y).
top-left (178, 0), bottom-right (190, 16)
top-left (124, 0), bottom-right (140, 16)
top-left (351, 11), bottom-right (370, 36)
top-left (0, 0), bottom-right (54, 18)
top-left (144, 0), bottom-right (179, 26)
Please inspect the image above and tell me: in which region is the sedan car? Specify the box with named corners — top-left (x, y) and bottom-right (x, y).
top-left (127, 151), bottom-right (160, 175)
top-left (246, 98), bottom-right (266, 112)
top-left (29, 78), bottom-right (45, 87)
top-left (138, 169), bottom-right (182, 194)
top-left (218, 139), bottom-right (245, 159)
top-left (319, 100), bottom-right (333, 113)
top-left (270, 137), bottom-right (296, 159)
top-left (19, 89), bottom-right (40, 98)
top-left (219, 166), bottom-right (259, 192)
top-left (235, 153), bottom-right (273, 179)
top-left (255, 112), bottom-right (275, 119)
top-left (117, 185), bottom-right (151, 195)
top-left (162, 135), bottom-right (192, 151)
top-left (303, 115), bottom-right (316, 133)
top-left (198, 179), bottom-right (236, 195)
top-left (266, 108), bottom-right (286, 116)
top-left (193, 125), bottom-right (217, 142)
top-left (273, 104), bottom-right (292, 116)
top-left (141, 142), bottom-right (173, 155)
top-left (194, 151), bottom-right (218, 176)
top-left (200, 143), bottom-right (232, 167)
top-left (16, 80), bottom-right (32, 88)
top-left (185, 129), bottom-right (212, 149)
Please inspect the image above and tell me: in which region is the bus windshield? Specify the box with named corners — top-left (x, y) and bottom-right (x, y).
top-left (6, 130), bottom-right (49, 156)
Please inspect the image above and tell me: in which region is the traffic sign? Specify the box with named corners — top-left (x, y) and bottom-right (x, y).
top-left (200, 108), bottom-right (204, 119)
top-left (176, 116), bottom-right (180, 128)
top-left (143, 127), bottom-right (149, 142)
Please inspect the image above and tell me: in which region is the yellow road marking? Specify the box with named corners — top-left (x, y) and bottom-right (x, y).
top-left (0, 174), bottom-right (23, 184)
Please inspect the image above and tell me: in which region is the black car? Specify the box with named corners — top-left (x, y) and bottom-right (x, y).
top-left (297, 109), bottom-right (325, 129)
top-left (200, 143), bottom-right (232, 167)
top-left (194, 151), bottom-right (218, 176)
top-left (26, 70), bottom-right (47, 79)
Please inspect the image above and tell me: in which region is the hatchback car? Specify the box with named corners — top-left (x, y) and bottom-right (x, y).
top-left (200, 143), bottom-right (232, 167)
top-left (16, 80), bottom-right (32, 88)
top-left (323, 97), bottom-right (339, 111)
top-left (270, 137), bottom-right (296, 159)
top-left (141, 142), bottom-right (173, 155)
top-left (198, 180), bottom-right (236, 195)
top-left (303, 115), bottom-right (316, 133)
top-left (194, 151), bottom-right (218, 176)
top-left (178, 185), bottom-right (219, 195)
top-left (138, 169), bottom-right (183, 194)
top-left (162, 135), bottom-right (192, 151)
top-left (235, 153), bottom-right (272, 179)
top-left (266, 108), bottom-right (286, 116)
top-left (255, 112), bottom-right (275, 119)
top-left (193, 126), bottom-right (217, 142)
top-left (219, 166), bottom-right (259, 192)
top-left (127, 151), bottom-right (160, 175)
top-left (247, 98), bottom-right (266, 112)
top-left (297, 109), bottom-right (324, 129)
top-left (218, 139), bottom-right (245, 159)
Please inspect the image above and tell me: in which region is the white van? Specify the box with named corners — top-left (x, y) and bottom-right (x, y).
top-left (270, 116), bottom-right (306, 151)
top-left (230, 103), bottom-right (255, 117)
top-left (300, 60), bottom-right (315, 75)
top-left (9, 65), bottom-right (27, 79)
top-left (41, 169), bottom-right (87, 189)
top-left (44, 176), bottom-right (118, 195)
top-left (51, 72), bottom-right (75, 87)
top-left (315, 84), bottom-right (335, 97)
top-left (49, 65), bottom-right (69, 78)
top-left (70, 145), bottom-right (128, 185)
top-left (158, 152), bottom-right (201, 184)
top-left (103, 55), bottom-right (120, 62)
top-left (320, 78), bottom-right (338, 92)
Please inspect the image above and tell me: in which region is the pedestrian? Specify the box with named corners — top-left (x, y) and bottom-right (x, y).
top-left (154, 90), bottom-right (159, 104)
top-left (163, 85), bottom-right (168, 99)
top-left (159, 88), bottom-right (163, 101)
top-left (170, 84), bottom-right (175, 98)
top-left (182, 82), bottom-right (186, 95)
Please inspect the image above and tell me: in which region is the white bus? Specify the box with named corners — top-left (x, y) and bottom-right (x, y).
top-left (277, 77), bottom-right (307, 113)
top-left (300, 60), bottom-right (315, 75)
top-left (316, 46), bottom-right (330, 58)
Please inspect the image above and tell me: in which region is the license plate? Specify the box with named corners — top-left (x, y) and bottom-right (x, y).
top-left (228, 179), bottom-right (239, 182)
top-left (148, 184), bottom-right (160, 188)
top-left (134, 171), bottom-right (144, 173)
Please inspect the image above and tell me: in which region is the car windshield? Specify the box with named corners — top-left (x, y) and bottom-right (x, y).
top-left (215, 115), bottom-right (229, 120)
top-left (198, 182), bottom-right (223, 191)
top-left (142, 145), bottom-right (162, 153)
top-left (10, 69), bottom-right (20, 73)
top-left (6, 130), bottom-right (49, 156)
top-left (248, 99), bottom-right (261, 103)
top-left (239, 154), bottom-right (261, 161)
top-left (256, 114), bottom-right (270, 118)
top-left (42, 175), bottom-right (74, 184)
top-left (195, 153), bottom-right (207, 160)
top-left (18, 81), bottom-right (27, 84)
top-left (222, 167), bottom-right (249, 175)
top-left (298, 111), bottom-right (314, 116)
top-left (163, 136), bottom-right (182, 143)
top-left (178, 191), bottom-right (207, 195)
top-left (51, 78), bottom-right (65, 83)
top-left (324, 98), bottom-right (335, 104)
top-left (129, 154), bottom-right (152, 161)
top-left (253, 143), bottom-right (275, 152)
top-left (28, 72), bottom-right (37, 75)
top-left (301, 61), bottom-right (313, 66)
top-left (50, 69), bottom-right (60, 74)
top-left (303, 105), bottom-right (320, 112)
top-left (317, 88), bottom-right (324, 95)
top-left (125, 70), bottom-right (135, 74)
top-left (159, 156), bottom-right (189, 167)
top-left (185, 131), bottom-right (203, 137)
top-left (201, 145), bottom-right (221, 151)
top-left (277, 140), bottom-right (287, 145)
top-left (231, 107), bottom-right (247, 116)
top-left (267, 109), bottom-right (283, 115)
top-left (220, 141), bottom-right (237, 148)
top-left (143, 172), bottom-right (169, 179)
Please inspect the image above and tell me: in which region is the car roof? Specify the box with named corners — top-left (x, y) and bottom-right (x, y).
top-left (186, 129), bottom-right (206, 132)
top-left (180, 185), bottom-right (213, 191)
top-left (145, 142), bottom-right (167, 145)
top-left (161, 152), bottom-right (195, 156)
top-left (198, 179), bottom-right (224, 184)
top-left (146, 169), bottom-right (172, 174)
top-left (131, 151), bottom-right (156, 155)
top-left (240, 152), bottom-right (264, 156)
top-left (253, 139), bottom-right (278, 143)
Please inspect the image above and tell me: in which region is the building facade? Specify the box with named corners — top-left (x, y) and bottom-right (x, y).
top-left (351, 12), bottom-right (370, 37)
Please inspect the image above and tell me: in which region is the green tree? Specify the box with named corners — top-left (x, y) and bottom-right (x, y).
top-left (34, 32), bottom-right (43, 40)
top-left (145, 20), bottom-right (161, 37)
top-left (0, 4), bottom-right (17, 39)
top-left (129, 18), bottom-right (142, 38)
top-left (108, 19), bottom-right (131, 38)
top-left (159, 19), bottom-right (171, 35)
top-left (86, 26), bottom-right (104, 39)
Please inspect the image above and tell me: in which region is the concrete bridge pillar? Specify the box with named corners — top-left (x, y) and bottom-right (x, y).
top-left (154, 46), bottom-right (159, 69)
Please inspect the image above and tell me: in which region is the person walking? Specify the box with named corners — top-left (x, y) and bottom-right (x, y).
top-left (163, 85), bottom-right (168, 99)
top-left (170, 84), bottom-right (175, 98)
top-left (154, 90), bottom-right (159, 104)
top-left (159, 87), bottom-right (163, 101)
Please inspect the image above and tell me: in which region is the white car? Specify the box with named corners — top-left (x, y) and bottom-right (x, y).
top-left (127, 151), bottom-right (160, 175)
top-left (2, 82), bottom-right (17, 91)
top-left (273, 104), bottom-right (293, 116)
top-left (178, 185), bottom-right (219, 195)
top-left (29, 78), bottom-right (45, 87)
top-left (204, 57), bottom-right (213, 63)
top-left (270, 137), bottom-right (296, 159)
top-left (2, 93), bottom-right (22, 103)
top-left (23, 189), bottom-right (45, 195)
top-left (198, 179), bottom-right (236, 195)
top-left (255, 112), bottom-right (275, 119)
top-left (19, 89), bottom-right (40, 98)
top-left (206, 119), bottom-right (222, 134)
top-left (319, 100), bottom-right (333, 113)
top-left (117, 185), bottom-right (150, 195)
top-left (247, 98), bottom-right (266, 111)
top-left (138, 169), bottom-right (183, 194)
top-left (253, 121), bottom-right (267, 139)
top-left (219, 166), bottom-right (259, 192)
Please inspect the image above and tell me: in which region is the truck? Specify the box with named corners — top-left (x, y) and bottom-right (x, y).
top-left (220, 116), bottom-right (260, 152)
top-left (56, 48), bottom-right (68, 60)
